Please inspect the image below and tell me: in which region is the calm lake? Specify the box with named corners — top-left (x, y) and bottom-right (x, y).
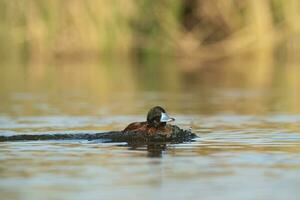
top-left (1, 56), bottom-right (300, 200)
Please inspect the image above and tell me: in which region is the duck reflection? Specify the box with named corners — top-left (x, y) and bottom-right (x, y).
top-left (127, 142), bottom-right (168, 157)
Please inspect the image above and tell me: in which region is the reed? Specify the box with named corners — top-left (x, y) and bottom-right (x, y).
top-left (0, 0), bottom-right (299, 61)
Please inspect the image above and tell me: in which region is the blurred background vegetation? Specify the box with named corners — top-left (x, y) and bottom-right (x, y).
top-left (1, 0), bottom-right (300, 62)
top-left (1, 0), bottom-right (300, 117)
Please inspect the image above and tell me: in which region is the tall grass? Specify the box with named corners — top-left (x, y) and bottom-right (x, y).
top-left (0, 0), bottom-right (299, 61)
top-left (179, 0), bottom-right (300, 58)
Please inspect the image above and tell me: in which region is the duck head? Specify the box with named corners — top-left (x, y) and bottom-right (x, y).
top-left (146, 106), bottom-right (175, 128)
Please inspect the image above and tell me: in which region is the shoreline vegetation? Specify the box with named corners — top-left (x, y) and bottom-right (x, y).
top-left (1, 0), bottom-right (300, 62)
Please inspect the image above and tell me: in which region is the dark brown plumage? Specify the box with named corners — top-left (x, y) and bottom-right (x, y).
top-left (123, 106), bottom-right (175, 136)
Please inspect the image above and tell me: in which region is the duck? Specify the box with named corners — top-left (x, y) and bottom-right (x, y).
top-left (123, 106), bottom-right (175, 136)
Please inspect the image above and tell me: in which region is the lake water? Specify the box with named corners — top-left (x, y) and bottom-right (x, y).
top-left (1, 56), bottom-right (300, 200)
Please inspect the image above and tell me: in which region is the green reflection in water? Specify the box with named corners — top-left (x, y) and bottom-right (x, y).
top-left (2, 50), bottom-right (300, 118)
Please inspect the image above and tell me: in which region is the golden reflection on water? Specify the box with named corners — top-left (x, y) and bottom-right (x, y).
top-left (1, 54), bottom-right (300, 117)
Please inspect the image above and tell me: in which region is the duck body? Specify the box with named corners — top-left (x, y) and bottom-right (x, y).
top-left (123, 121), bottom-right (173, 137)
top-left (123, 106), bottom-right (175, 137)
top-left (121, 123), bottom-right (196, 143)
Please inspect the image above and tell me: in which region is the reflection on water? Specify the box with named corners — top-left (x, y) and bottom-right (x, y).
top-left (1, 55), bottom-right (300, 200)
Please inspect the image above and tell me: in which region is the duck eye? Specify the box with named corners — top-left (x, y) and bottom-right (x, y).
top-left (153, 116), bottom-right (161, 122)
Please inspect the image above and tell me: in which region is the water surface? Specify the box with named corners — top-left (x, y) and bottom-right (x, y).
top-left (1, 57), bottom-right (300, 200)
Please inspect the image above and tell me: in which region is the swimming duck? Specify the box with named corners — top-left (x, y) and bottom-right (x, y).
top-left (0, 106), bottom-right (196, 143)
top-left (123, 106), bottom-right (175, 136)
